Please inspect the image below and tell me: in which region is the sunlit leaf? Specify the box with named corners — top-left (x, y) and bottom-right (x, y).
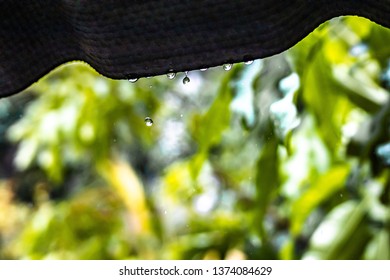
top-left (304, 200), bottom-right (371, 260)
top-left (364, 229), bottom-right (390, 259)
top-left (291, 165), bottom-right (350, 235)
top-left (98, 157), bottom-right (152, 238)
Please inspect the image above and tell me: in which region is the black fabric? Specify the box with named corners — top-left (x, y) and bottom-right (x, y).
top-left (0, 0), bottom-right (389, 97)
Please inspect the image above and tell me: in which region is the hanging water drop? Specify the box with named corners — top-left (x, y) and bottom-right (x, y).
top-left (183, 76), bottom-right (190, 84)
top-left (144, 117), bottom-right (153, 127)
top-left (167, 72), bottom-right (176, 80)
top-left (183, 72), bottom-right (190, 84)
top-left (245, 60), bottom-right (254, 65)
top-left (200, 68), bottom-right (208, 72)
top-left (128, 78), bottom-right (138, 83)
top-left (223, 63), bottom-right (232, 71)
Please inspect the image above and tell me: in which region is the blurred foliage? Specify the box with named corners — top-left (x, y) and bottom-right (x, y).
top-left (1, 16), bottom-right (390, 260)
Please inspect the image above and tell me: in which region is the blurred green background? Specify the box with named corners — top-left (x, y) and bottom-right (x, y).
top-left (0, 16), bottom-right (390, 260)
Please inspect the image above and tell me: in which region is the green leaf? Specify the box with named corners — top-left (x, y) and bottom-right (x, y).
top-left (332, 65), bottom-right (387, 113)
top-left (301, 51), bottom-right (353, 152)
top-left (162, 159), bottom-right (202, 202)
top-left (366, 23), bottom-right (390, 65)
top-left (364, 229), bottom-right (390, 260)
top-left (291, 165), bottom-right (350, 235)
top-left (191, 72), bottom-right (235, 151)
top-left (305, 200), bottom-right (371, 260)
top-left (189, 69), bottom-right (237, 177)
top-left (254, 127), bottom-right (279, 239)
top-left (287, 24), bottom-right (325, 75)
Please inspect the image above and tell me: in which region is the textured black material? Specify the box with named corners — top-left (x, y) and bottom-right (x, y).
top-left (0, 0), bottom-right (389, 97)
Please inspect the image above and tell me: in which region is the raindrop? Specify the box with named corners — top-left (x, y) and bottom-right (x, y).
top-left (128, 78), bottom-right (138, 83)
top-left (223, 63), bottom-right (232, 71)
top-left (183, 72), bottom-right (190, 84)
top-left (245, 60), bottom-right (254, 65)
top-left (200, 68), bottom-right (208, 72)
top-left (167, 72), bottom-right (176, 80)
top-left (144, 117), bottom-right (153, 127)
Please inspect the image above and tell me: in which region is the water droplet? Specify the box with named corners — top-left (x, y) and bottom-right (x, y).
top-left (167, 72), bottom-right (176, 80)
top-left (144, 117), bottom-right (153, 127)
top-left (200, 68), bottom-right (208, 72)
top-left (128, 78), bottom-right (138, 83)
top-left (183, 72), bottom-right (190, 84)
top-left (223, 63), bottom-right (232, 71)
top-left (245, 60), bottom-right (254, 65)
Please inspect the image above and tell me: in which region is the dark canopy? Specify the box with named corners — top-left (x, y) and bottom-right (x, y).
top-left (0, 0), bottom-right (389, 97)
